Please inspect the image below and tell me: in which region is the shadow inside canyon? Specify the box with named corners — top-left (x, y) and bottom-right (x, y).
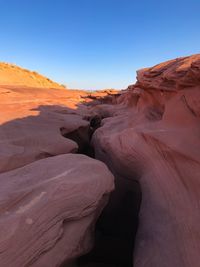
top-left (0, 100), bottom-right (141, 267)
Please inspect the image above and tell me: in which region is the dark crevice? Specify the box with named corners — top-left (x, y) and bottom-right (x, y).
top-left (79, 181), bottom-right (141, 267)
top-left (60, 115), bottom-right (142, 267)
top-left (60, 115), bottom-right (102, 157)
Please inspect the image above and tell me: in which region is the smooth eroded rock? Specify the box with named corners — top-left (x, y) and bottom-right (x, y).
top-left (91, 54), bottom-right (200, 267)
top-left (0, 154), bottom-right (114, 267)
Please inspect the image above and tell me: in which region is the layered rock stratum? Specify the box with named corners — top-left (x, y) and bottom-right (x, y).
top-left (91, 54), bottom-right (200, 267)
top-left (0, 54), bottom-right (200, 267)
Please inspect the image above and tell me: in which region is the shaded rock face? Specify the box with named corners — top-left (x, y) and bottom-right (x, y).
top-left (0, 85), bottom-right (93, 173)
top-left (91, 54), bottom-right (200, 267)
top-left (0, 154), bottom-right (114, 267)
top-left (0, 84), bottom-right (116, 267)
top-left (79, 181), bottom-right (141, 267)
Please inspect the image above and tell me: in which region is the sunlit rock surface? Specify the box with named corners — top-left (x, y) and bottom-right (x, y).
top-left (0, 85), bottom-right (93, 172)
top-left (0, 67), bottom-right (116, 267)
top-left (1, 55), bottom-right (200, 267)
top-left (0, 63), bottom-right (64, 88)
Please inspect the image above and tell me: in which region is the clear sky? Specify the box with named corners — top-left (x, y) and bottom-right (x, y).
top-left (0, 0), bottom-right (200, 90)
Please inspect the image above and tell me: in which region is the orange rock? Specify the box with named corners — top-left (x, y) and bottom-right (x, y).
top-left (1, 54), bottom-right (200, 267)
top-left (0, 62), bottom-right (64, 89)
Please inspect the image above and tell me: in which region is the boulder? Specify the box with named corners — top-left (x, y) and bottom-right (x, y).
top-left (0, 154), bottom-right (114, 267)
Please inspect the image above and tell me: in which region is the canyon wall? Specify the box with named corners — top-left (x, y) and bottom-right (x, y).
top-left (91, 54), bottom-right (200, 267)
top-left (0, 55), bottom-right (200, 267)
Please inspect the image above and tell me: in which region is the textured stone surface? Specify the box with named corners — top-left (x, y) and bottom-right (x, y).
top-left (91, 54), bottom-right (200, 267)
top-left (0, 154), bottom-right (114, 267)
top-left (136, 54), bottom-right (200, 91)
top-left (0, 70), bottom-right (117, 267)
top-left (0, 85), bottom-right (92, 173)
top-left (0, 62), bottom-right (64, 88)
top-left (1, 55), bottom-right (200, 267)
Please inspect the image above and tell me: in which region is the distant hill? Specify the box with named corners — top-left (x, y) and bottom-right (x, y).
top-left (0, 62), bottom-right (65, 89)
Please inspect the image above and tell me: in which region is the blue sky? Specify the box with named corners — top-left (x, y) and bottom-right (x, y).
top-left (0, 0), bottom-right (200, 90)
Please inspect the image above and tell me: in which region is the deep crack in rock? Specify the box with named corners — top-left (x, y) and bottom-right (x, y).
top-left (60, 115), bottom-right (142, 267)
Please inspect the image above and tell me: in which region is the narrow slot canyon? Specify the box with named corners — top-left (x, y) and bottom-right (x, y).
top-left (1, 55), bottom-right (200, 267)
top-left (60, 116), bottom-right (142, 267)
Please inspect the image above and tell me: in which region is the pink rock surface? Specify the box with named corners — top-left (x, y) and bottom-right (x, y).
top-left (0, 85), bottom-right (92, 173)
top-left (136, 54), bottom-right (200, 91)
top-left (0, 81), bottom-right (117, 267)
top-left (0, 154), bottom-right (114, 267)
top-left (92, 54), bottom-right (200, 267)
top-left (1, 55), bottom-right (200, 267)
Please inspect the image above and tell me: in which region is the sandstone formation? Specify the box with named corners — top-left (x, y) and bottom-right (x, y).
top-left (0, 66), bottom-right (116, 267)
top-left (90, 54), bottom-right (200, 267)
top-left (0, 63), bottom-right (64, 88)
top-left (1, 54), bottom-right (200, 267)
top-left (0, 154), bottom-right (114, 267)
top-left (0, 84), bottom-right (97, 173)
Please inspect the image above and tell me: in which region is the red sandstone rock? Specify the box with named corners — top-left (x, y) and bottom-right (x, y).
top-left (0, 66), bottom-right (117, 267)
top-left (136, 54), bottom-right (200, 91)
top-left (1, 55), bottom-right (200, 267)
top-left (92, 54), bottom-right (200, 267)
top-left (0, 85), bottom-right (104, 172)
top-left (0, 154), bottom-right (114, 267)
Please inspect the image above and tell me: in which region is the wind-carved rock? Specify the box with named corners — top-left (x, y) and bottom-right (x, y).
top-left (0, 72), bottom-right (116, 267)
top-left (1, 55), bottom-right (200, 267)
top-left (92, 54), bottom-right (200, 267)
top-left (0, 154), bottom-right (114, 267)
